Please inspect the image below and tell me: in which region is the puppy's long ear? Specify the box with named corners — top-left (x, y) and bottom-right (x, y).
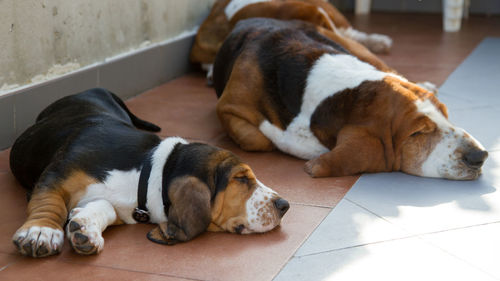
top-left (147, 176), bottom-right (211, 245)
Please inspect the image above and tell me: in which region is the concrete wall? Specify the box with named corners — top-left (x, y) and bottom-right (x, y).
top-left (0, 0), bottom-right (215, 91)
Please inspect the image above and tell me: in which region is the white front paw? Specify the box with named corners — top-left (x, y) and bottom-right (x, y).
top-left (67, 214), bottom-right (104, 255)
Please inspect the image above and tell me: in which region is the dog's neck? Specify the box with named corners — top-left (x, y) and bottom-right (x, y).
top-left (144, 137), bottom-right (188, 223)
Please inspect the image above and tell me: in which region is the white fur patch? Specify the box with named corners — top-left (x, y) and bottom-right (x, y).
top-left (82, 169), bottom-right (140, 224)
top-left (67, 200), bottom-right (117, 253)
top-left (245, 180), bottom-right (280, 233)
top-left (259, 54), bottom-right (402, 159)
top-left (224, 0), bottom-right (270, 20)
top-left (147, 137), bottom-right (188, 223)
top-left (417, 99), bottom-right (485, 179)
top-left (339, 27), bottom-right (392, 53)
top-left (202, 63), bottom-right (214, 82)
top-left (80, 137), bottom-right (187, 224)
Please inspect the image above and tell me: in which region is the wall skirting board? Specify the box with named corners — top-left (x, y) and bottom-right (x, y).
top-left (0, 32), bottom-right (195, 150)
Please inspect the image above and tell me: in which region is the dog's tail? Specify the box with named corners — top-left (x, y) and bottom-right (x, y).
top-left (110, 93), bottom-right (161, 132)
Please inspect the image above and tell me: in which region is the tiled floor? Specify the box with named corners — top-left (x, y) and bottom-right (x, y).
top-left (1, 13), bottom-right (500, 281)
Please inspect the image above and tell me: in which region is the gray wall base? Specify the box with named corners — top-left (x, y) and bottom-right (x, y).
top-left (0, 34), bottom-right (195, 150)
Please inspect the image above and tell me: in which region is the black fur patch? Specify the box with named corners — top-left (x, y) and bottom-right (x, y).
top-left (214, 18), bottom-right (349, 128)
top-left (161, 143), bottom-right (241, 209)
top-left (10, 88), bottom-right (161, 192)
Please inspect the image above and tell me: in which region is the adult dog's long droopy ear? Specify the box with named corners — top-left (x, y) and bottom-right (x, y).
top-left (147, 176), bottom-right (211, 245)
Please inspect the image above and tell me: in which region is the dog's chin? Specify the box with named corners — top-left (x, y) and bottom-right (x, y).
top-left (443, 168), bottom-right (482, 181)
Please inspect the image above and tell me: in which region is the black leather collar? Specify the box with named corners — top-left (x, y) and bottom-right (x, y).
top-left (132, 155), bottom-right (153, 223)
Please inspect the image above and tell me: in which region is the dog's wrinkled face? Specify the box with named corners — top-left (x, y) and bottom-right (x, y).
top-left (147, 145), bottom-right (289, 245)
top-left (209, 163), bottom-right (289, 234)
top-left (400, 98), bottom-right (488, 180)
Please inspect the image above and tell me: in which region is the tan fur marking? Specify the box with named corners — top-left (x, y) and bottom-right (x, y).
top-left (191, 0), bottom-right (353, 65)
top-left (216, 53), bottom-right (277, 151)
top-left (210, 164), bottom-right (256, 232)
top-left (22, 170), bottom-right (97, 230)
top-left (230, 2), bottom-right (337, 31)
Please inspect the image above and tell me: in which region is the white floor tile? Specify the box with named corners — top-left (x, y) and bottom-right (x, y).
top-left (275, 237), bottom-right (497, 281)
top-left (438, 92), bottom-right (484, 111)
top-left (446, 106), bottom-right (500, 152)
top-left (421, 222), bottom-right (500, 279)
top-left (439, 38), bottom-right (500, 107)
top-left (295, 199), bottom-right (409, 257)
top-left (344, 151), bottom-right (500, 236)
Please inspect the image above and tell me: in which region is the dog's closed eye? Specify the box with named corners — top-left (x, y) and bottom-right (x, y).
top-left (234, 176), bottom-right (249, 184)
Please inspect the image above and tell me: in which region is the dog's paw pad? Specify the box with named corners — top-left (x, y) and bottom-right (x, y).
top-left (67, 218), bottom-right (103, 255)
top-left (12, 226), bottom-right (64, 257)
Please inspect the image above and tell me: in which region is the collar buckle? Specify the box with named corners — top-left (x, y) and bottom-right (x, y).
top-left (132, 207), bottom-right (150, 223)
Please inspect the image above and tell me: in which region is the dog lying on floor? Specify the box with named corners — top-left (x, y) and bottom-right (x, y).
top-left (10, 88), bottom-right (289, 258)
top-left (213, 18), bottom-right (488, 180)
top-left (191, 0), bottom-right (394, 81)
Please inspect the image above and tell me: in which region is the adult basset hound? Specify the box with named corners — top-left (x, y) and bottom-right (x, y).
top-left (191, 0), bottom-right (394, 81)
top-left (213, 18), bottom-right (488, 180)
top-left (10, 88), bottom-right (289, 258)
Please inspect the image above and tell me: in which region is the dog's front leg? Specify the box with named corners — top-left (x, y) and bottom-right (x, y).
top-left (305, 126), bottom-right (388, 177)
top-left (66, 199), bottom-right (118, 255)
top-left (12, 188), bottom-right (67, 257)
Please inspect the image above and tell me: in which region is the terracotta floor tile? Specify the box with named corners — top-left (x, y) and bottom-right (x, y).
top-left (0, 253), bottom-right (21, 271)
top-left (59, 204), bottom-right (330, 281)
top-left (125, 73), bottom-right (223, 141)
top-left (203, 135), bottom-right (356, 208)
top-left (0, 149), bottom-right (10, 172)
top-left (389, 64), bottom-right (455, 87)
top-left (347, 13), bottom-right (500, 86)
top-left (0, 257), bottom-right (188, 281)
top-left (0, 172), bottom-right (29, 255)
top-left (0, 172), bottom-right (28, 221)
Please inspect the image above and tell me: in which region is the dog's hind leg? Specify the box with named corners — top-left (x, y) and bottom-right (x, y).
top-left (66, 199), bottom-right (118, 255)
top-left (216, 58), bottom-right (276, 152)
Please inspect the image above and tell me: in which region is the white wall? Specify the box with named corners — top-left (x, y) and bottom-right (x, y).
top-left (0, 0), bottom-right (215, 90)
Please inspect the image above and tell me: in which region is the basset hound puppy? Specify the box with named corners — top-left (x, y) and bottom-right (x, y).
top-left (213, 18), bottom-right (488, 180)
top-left (191, 0), bottom-right (394, 81)
top-left (10, 88), bottom-right (289, 258)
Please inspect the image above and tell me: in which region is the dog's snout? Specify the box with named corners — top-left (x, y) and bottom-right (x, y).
top-left (463, 149), bottom-right (488, 169)
top-left (273, 198), bottom-right (290, 218)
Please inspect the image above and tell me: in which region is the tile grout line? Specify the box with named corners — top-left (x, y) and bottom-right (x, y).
top-left (415, 232), bottom-right (500, 280)
top-left (60, 258), bottom-right (208, 281)
top-left (346, 195), bottom-right (500, 239)
top-left (346, 195), bottom-right (500, 237)
top-left (294, 220), bottom-right (500, 259)
top-left (296, 194), bottom-right (500, 258)
top-left (271, 208), bottom-right (334, 281)
top-left (343, 197), bottom-right (412, 232)
top-left (0, 261), bottom-right (20, 273)
top-left (288, 201), bottom-right (334, 209)
top-left (271, 174), bottom-right (362, 279)
top-left (271, 173), bottom-right (363, 279)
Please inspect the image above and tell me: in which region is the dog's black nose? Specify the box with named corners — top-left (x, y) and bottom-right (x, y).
top-left (273, 198), bottom-right (290, 218)
top-left (463, 149), bottom-right (488, 169)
